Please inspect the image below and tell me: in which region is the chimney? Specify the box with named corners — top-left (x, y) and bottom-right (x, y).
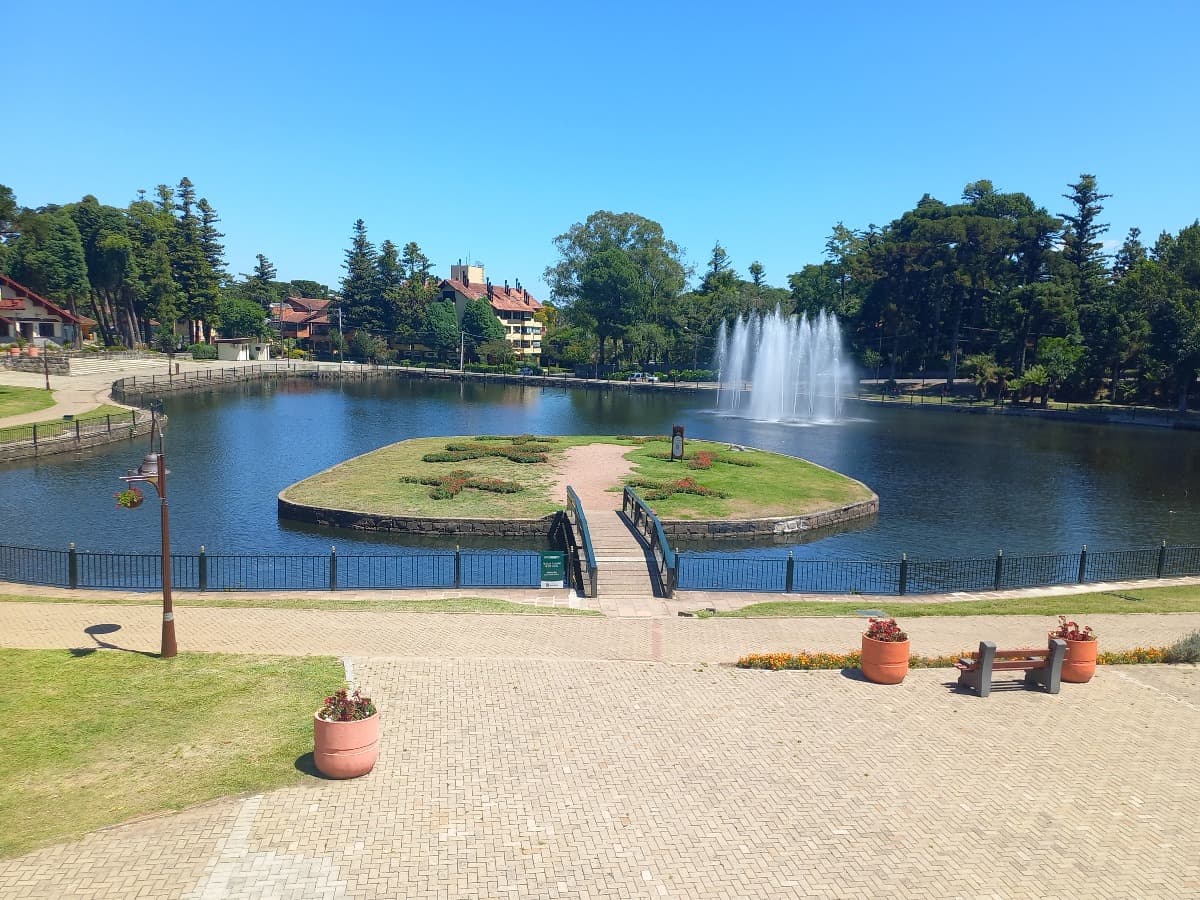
top-left (487, 280), bottom-right (493, 298)
top-left (463, 269), bottom-right (469, 287)
top-left (504, 280), bottom-right (509, 293)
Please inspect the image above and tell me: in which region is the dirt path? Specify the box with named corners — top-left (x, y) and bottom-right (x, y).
top-left (547, 442), bottom-right (634, 510)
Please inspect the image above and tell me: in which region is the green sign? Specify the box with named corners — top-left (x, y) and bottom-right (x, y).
top-left (540, 551), bottom-right (565, 587)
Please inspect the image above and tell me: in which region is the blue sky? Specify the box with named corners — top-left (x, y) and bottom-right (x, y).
top-left (5, 0), bottom-right (1199, 300)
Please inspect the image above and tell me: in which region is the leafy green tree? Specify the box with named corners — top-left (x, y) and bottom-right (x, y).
top-left (349, 330), bottom-right (387, 362)
top-left (575, 246), bottom-right (647, 370)
top-left (217, 296), bottom-right (270, 338)
top-left (424, 300), bottom-right (459, 359)
top-left (963, 352), bottom-right (999, 401)
top-left (748, 261), bottom-right (765, 290)
top-left (461, 297), bottom-right (505, 358)
top-left (0, 183), bottom-right (18, 271)
top-left (7, 208), bottom-right (90, 340)
top-left (479, 337), bottom-right (515, 366)
top-left (1036, 336), bottom-right (1084, 403)
top-left (287, 279), bottom-right (330, 299)
top-left (545, 210), bottom-right (688, 369)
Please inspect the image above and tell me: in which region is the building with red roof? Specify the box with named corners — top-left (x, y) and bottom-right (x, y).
top-left (270, 296), bottom-right (335, 353)
top-left (439, 264), bottom-right (543, 360)
top-left (0, 274), bottom-right (96, 347)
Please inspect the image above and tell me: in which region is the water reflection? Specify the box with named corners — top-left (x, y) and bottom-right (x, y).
top-left (0, 379), bottom-right (1197, 559)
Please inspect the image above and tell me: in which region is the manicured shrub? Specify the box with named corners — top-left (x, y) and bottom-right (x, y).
top-left (189, 342), bottom-right (217, 360)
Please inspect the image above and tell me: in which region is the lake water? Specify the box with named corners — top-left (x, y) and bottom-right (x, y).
top-left (3, 378), bottom-right (1199, 561)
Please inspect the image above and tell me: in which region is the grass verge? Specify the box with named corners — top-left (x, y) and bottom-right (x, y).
top-left (0, 649), bottom-right (340, 858)
top-left (0, 592), bottom-right (600, 615)
top-left (0, 384), bottom-right (55, 419)
top-left (697, 586), bottom-right (1200, 618)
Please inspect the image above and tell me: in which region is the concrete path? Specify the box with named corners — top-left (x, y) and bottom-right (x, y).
top-left (0, 356), bottom-right (250, 427)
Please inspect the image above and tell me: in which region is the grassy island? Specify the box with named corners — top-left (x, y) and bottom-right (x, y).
top-left (280, 434), bottom-right (874, 524)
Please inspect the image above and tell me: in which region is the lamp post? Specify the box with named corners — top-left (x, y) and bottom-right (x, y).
top-left (120, 451), bottom-right (176, 658)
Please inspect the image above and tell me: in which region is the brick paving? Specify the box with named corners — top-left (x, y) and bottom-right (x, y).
top-left (2, 593), bottom-right (1200, 897)
top-left (1, 655), bottom-right (1197, 898)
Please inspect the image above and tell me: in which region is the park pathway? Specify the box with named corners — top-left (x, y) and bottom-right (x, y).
top-left (553, 444), bottom-right (664, 616)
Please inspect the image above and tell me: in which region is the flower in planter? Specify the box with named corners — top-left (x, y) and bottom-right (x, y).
top-left (114, 487), bottom-right (144, 509)
top-left (317, 687), bottom-right (376, 722)
top-left (864, 617), bottom-right (908, 642)
top-left (1050, 616), bottom-right (1096, 641)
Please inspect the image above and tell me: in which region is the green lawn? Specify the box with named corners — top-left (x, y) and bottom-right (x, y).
top-left (0, 592), bottom-right (600, 615)
top-left (0, 649), bottom-right (341, 858)
top-left (622, 440), bottom-right (873, 519)
top-left (0, 384), bottom-right (54, 419)
top-left (700, 585), bottom-right (1200, 618)
top-left (0, 403), bottom-right (137, 442)
top-left (281, 434), bottom-right (873, 522)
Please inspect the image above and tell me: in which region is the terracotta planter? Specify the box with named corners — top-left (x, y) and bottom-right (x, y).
top-left (8, 347), bottom-right (19, 357)
top-left (26, 345), bottom-right (39, 358)
top-left (313, 712), bottom-right (380, 779)
top-left (861, 635), bottom-right (910, 684)
top-left (1061, 638), bottom-right (1098, 683)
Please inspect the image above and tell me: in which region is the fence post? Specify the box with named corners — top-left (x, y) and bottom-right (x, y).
top-left (68, 542), bottom-right (78, 589)
top-left (898, 553), bottom-right (908, 595)
top-left (1157, 540), bottom-right (1167, 578)
top-left (198, 545), bottom-right (208, 592)
top-left (107, 414), bottom-right (111, 433)
top-left (454, 546), bottom-right (462, 588)
top-left (329, 546), bottom-right (337, 591)
top-left (993, 549), bottom-right (1004, 591)
top-left (75, 419), bottom-right (81, 441)
top-left (32, 423), bottom-right (37, 451)
top-left (785, 551), bottom-right (795, 593)
top-left (1077, 545), bottom-right (1088, 584)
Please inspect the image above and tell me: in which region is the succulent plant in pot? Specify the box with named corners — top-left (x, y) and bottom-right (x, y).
top-left (861, 617), bottom-right (910, 684)
top-left (1050, 616), bottom-right (1098, 683)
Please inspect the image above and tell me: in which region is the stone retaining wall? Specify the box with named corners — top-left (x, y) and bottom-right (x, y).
top-left (661, 496), bottom-right (879, 539)
top-left (278, 496), bottom-right (561, 537)
top-left (0, 355), bottom-right (70, 375)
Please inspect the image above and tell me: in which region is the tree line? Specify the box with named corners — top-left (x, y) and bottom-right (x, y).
top-left (541, 179), bottom-right (1200, 409)
top-left (4, 174), bottom-right (1199, 407)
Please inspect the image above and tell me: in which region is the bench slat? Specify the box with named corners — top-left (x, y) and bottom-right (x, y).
top-left (990, 660), bottom-right (1049, 671)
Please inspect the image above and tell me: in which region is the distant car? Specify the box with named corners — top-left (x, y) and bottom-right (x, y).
top-left (518, 366), bottom-right (534, 376)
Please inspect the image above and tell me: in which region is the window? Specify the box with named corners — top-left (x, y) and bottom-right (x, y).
top-left (39, 322), bottom-right (56, 337)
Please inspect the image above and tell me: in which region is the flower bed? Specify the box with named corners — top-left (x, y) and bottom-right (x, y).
top-left (737, 646), bottom-right (1175, 670)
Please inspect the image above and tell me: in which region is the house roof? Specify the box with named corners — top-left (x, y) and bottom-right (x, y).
top-left (285, 296), bottom-right (331, 313)
top-left (0, 274), bottom-right (87, 325)
top-left (440, 279), bottom-right (542, 314)
top-left (272, 302), bottom-right (330, 326)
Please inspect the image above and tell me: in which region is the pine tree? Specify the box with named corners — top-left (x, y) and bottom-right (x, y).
top-left (377, 239), bottom-right (404, 333)
top-left (197, 198), bottom-right (226, 276)
top-left (340, 219), bottom-right (381, 330)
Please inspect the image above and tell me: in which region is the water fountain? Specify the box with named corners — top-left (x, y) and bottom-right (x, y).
top-left (714, 307), bottom-right (847, 422)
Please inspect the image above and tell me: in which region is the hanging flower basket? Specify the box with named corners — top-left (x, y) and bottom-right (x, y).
top-left (114, 487), bottom-right (145, 509)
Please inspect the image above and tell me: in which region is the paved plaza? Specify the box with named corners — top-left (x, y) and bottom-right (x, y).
top-left (1, 599), bottom-right (1199, 898)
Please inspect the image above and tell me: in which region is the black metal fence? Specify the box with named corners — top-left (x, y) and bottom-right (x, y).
top-left (0, 409), bottom-right (144, 448)
top-left (675, 542), bottom-right (1200, 595)
top-left (0, 544), bottom-right (545, 591)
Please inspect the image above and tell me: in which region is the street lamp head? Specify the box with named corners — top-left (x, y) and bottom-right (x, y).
top-left (136, 454), bottom-right (167, 479)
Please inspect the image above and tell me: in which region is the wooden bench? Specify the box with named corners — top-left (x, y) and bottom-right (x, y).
top-left (955, 639), bottom-right (1067, 697)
